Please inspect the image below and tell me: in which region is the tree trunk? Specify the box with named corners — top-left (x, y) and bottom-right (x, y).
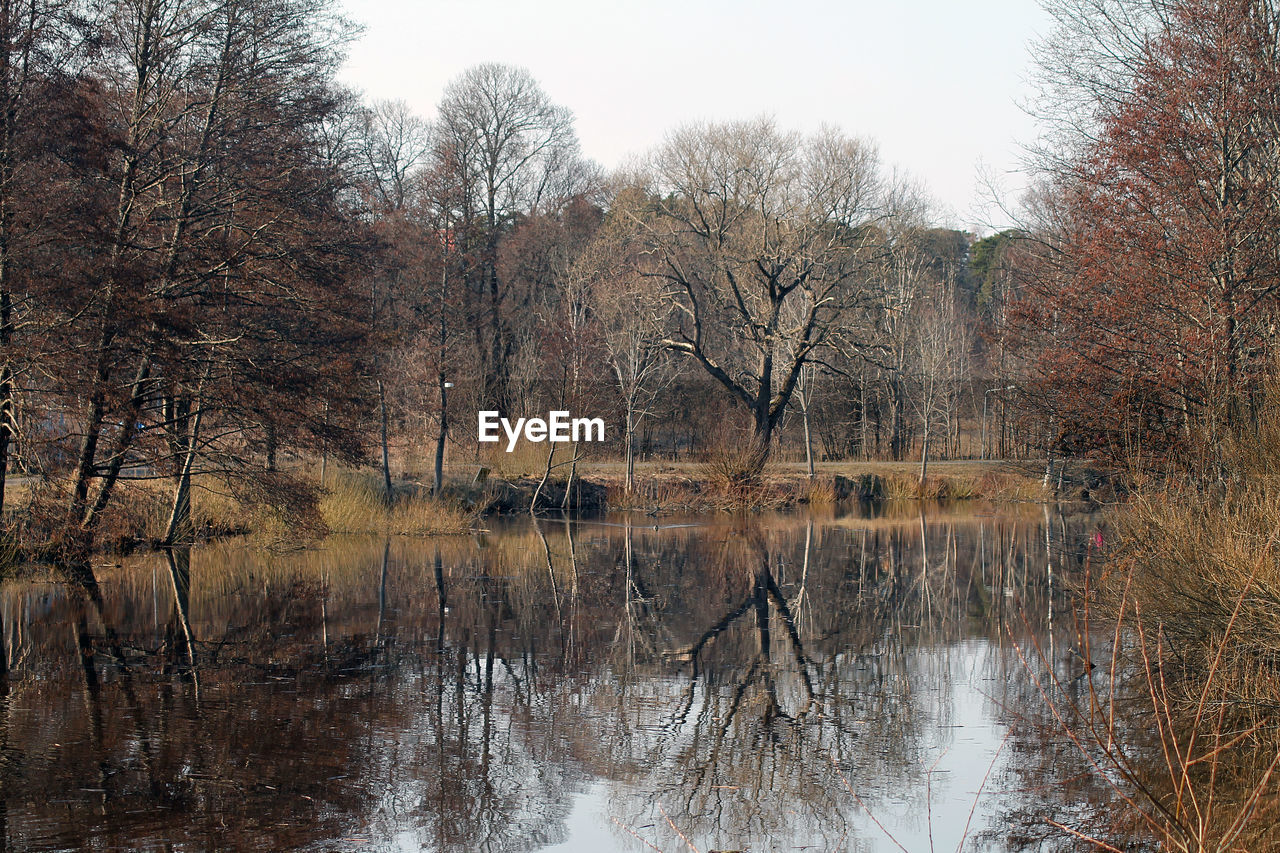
top-left (889, 376), bottom-right (905, 461)
top-left (531, 445), bottom-right (555, 515)
top-left (624, 405), bottom-right (636, 492)
top-left (919, 409), bottom-right (930, 485)
top-left (378, 378), bottom-right (392, 501)
top-left (320, 401), bottom-right (328, 486)
top-left (434, 373), bottom-right (448, 496)
top-left (265, 420), bottom-right (278, 472)
top-left (1043, 416), bottom-right (1056, 492)
top-left (434, 256), bottom-right (450, 496)
top-left (162, 396), bottom-right (204, 546)
top-left (561, 442), bottom-right (578, 510)
top-left (80, 354), bottom-right (153, 536)
top-left (802, 402), bottom-right (815, 480)
top-left (68, 382), bottom-right (108, 527)
top-left (860, 366), bottom-right (870, 461)
top-left (0, 290), bottom-right (11, 522)
top-left (163, 463), bottom-right (194, 547)
top-left (0, 588), bottom-right (7, 688)
top-left (746, 415), bottom-right (774, 478)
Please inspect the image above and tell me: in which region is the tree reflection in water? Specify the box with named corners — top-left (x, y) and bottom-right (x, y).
top-left (0, 504), bottom-right (1098, 852)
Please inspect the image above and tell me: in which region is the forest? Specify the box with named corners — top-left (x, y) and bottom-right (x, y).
top-left (0, 0), bottom-right (1040, 558)
top-left (1, 0), bottom-right (1278, 556)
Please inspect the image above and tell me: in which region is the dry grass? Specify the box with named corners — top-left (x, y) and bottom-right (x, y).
top-left (480, 440), bottom-right (576, 481)
top-left (592, 457), bottom-right (1049, 508)
top-left (804, 476), bottom-right (838, 505)
top-left (1022, 395), bottom-right (1280, 851)
top-left (0, 468), bottom-right (477, 563)
top-left (319, 470), bottom-right (478, 535)
top-left (0, 473), bottom-right (318, 556)
top-left (688, 429), bottom-right (793, 509)
top-left (875, 469), bottom-right (1048, 502)
top-left (598, 463), bottom-right (1047, 514)
top-left (1019, 559), bottom-right (1280, 852)
top-left (605, 477), bottom-right (703, 510)
top-left (1108, 419), bottom-right (1280, 713)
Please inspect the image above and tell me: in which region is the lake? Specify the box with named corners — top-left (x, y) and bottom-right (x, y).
top-left (0, 503), bottom-right (1102, 852)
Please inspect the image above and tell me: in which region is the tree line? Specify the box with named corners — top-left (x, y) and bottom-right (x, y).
top-left (347, 90), bottom-right (1032, 496)
top-left (8, 0), bottom-right (1115, 559)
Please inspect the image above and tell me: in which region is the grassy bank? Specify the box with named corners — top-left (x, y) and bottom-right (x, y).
top-left (591, 459), bottom-right (1059, 510)
top-left (398, 441), bottom-right (1078, 507)
top-left (2, 469), bottom-right (480, 562)
top-left (0, 456), bottom-right (1075, 567)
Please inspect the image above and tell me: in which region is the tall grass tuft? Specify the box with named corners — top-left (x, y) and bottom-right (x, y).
top-left (481, 440), bottom-right (574, 482)
top-left (319, 470), bottom-right (476, 535)
top-left (605, 477), bottom-right (702, 511)
top-left (803, 476), bottom-right (838, 505)
top-left (695, 429), bottom-right (785, 508)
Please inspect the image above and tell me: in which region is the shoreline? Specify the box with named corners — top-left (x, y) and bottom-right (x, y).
top-left (1, 458), bottom-right (1110, 568)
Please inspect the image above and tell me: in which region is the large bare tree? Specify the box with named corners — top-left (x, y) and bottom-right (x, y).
top-left (636, 118), bottom-right (889, 473)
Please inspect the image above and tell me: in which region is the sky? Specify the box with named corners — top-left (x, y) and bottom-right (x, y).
top-left (335, 0), bottom-right (1056, 233)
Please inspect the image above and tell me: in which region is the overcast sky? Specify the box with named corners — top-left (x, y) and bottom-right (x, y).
top-left (336, 0), bottom-right (1054, 233)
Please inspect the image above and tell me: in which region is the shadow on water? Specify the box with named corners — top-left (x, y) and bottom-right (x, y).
top-left (0, 502), bottom-right (1107, 852)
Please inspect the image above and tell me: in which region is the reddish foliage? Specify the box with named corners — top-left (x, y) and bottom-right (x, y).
top-left (1014, 0), bottom-right (1280, 459)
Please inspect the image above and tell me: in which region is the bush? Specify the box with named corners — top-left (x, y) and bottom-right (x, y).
top-left (1028, 390), bottom-right (1280, 851)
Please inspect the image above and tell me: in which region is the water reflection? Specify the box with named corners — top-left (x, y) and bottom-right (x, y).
top-left (0, 503), bottom-right (1097, 852)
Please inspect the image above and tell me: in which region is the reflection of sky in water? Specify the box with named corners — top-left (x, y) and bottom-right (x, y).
top-left (0, 506), bottom-right (1094, 852)
top-left (840, 641), bottom-right (1012, 853)
top-left (443, 641), bottom-right (1016, 853)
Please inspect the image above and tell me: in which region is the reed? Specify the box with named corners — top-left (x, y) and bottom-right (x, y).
top-left (319, 470), bottom-right (477, 535)
top-left (803, 475), bottom-right (838, 506)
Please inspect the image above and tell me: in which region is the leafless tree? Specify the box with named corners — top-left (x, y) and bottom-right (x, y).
top-left (359, 99), bottom-right (431, 214)
top-left (911, 282), bottom-right (969, 483)
top-left (435, 63), bottom-right (584, 414)
top-left (0, 0), bottom-right (88, 517)
top-left (48, 0), bottom-right (370, 554)
top-left (357, 99), bottom-right (432, 498)
top-left (576, 200), bottom-right (678, 491)
top-left (637, 118), bottom-right (889, 475)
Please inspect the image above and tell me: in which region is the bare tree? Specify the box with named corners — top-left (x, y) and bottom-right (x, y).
top-left (49, 0), bottom-right (369, 554)
top-left (637, 119), bottom-right (888, 474)
top-left (357, 99), bottom-right (432, 498)
top-left (435, 63), bottom-right (583, 414)
top-left (912, 283), bottom-right (969, 483)
top-left (576, 201), bottom-right (677, 492)
top-left (360, 99), bottom-right (431, 214)
top-left (0, 0), bottom-right (88, 518)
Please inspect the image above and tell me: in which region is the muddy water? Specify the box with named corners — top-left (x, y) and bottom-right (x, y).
top-left (0, 503), bottom-right (1100, 852)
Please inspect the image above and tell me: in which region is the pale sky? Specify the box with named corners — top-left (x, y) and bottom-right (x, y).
top-left (336, 0), bottom-right (1054, 233)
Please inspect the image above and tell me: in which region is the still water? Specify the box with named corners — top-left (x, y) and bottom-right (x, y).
top-left (0, 503), bottom-right (1100, 852)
